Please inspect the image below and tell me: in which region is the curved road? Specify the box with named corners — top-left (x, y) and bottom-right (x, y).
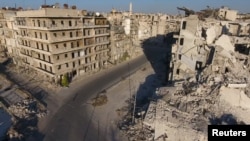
top-left (43, 55), bottom-right (148, 141)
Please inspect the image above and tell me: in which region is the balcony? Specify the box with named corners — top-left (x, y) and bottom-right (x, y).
top-left (18, 44), bottom-right (51, 55)
top-left (95, 32), bottom-right (110, 37)
top-left (16, 24), bottom-right (82, 31)
top-left (18, 35), bottom-right (83, 44)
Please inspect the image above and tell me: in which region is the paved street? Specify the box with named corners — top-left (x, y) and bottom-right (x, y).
top-left (42, 55), bottom-right (148, 141)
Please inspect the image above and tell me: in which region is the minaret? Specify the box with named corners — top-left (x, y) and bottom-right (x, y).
top-left (129, 2), bottom-right (132, 16)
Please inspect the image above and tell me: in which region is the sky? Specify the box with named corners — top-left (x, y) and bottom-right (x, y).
top-left (1, 0), bottom-right (250, 14)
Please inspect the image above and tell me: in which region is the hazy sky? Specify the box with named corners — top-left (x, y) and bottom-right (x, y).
top-left (1, 0), bottom-right (250, 14)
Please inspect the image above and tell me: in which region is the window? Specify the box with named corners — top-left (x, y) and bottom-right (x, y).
top-left (182, 21), bottom-right (187, 30)
top-left (77, 41), bottom-right (79, 47)
top-left (50, 66), bottom-right (52, 72)
top-left (35, 32), bottom-right (37, 38)
top-left (52, 20), bottom-right (55, 25)
top-left (76, 31), bottom-right (78, 37)
top-left (64, 43), bottom-right (67, 47)
top-left (72, 52), bottom-right (75, 58)
top-left (61, 21), bottom-right (64, 25)
top-left (71, 42), bottom-right (74, 48)
top-left (36, 42), bottom-right (39, 49)
top-left (40, 63), bottom-right (42, 68)
top-left (58, 65), bottom-right (61, 70)
top-left (56, 45), bottom-right (58, 49)
top-left (70, 32), bottom-right (73, 37)
top-left (47, 45), bottom-right (49, 51)
top-left (37, 20), bottom-right (40, 27)
top-left (38, 54), bottom-right (40, 59)
top-left (57, 55), bottom-right (59, 60)
top-left (53, 33), bottom-right (57, 37)
top-left (65, 54), bottom-right (68, 58)
top-left (43, 54), bottom-right (45, 60)
top-left (45, 33), bottom-right (48, 40)
top-left (44, 64), bottom-right (47, 70)
top-left (40, 32), bottom-right (42, 39)
top-left (75, 20), bottom-right (77, 26)
top-left (66, 63), bottom-right (69, 67)
top-left (69, 21), bottom-right (72, 26)
top-left (73, 62), bottom-right (75, 68)
top-left (43, 21), bottom-right (46, 27)
top-left (62, 32), bottom-right (65, 36)
top-left (41, 44), bottom-right (44, 50)
top-left (180, 38), bottom-right (184, 45)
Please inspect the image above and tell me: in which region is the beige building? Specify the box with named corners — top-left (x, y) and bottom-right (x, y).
top-left (107, 9), bottom-right (131, 64)
top-left (15, 8), bottom-right (110, 83)
top-left (0, 10), bottom-right (18, 62)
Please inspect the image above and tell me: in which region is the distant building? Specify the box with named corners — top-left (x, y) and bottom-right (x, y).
top-left (14, 8), bottom-right (110, 84)
top-left (218, 6), bottom-right (238, 21)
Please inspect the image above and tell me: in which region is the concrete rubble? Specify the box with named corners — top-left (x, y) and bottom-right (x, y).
top-left (0, 74), bottom-right (48, 140)
top-left (118, 6), bottom-right (250, 141)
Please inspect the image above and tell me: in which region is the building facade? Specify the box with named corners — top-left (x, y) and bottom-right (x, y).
top-left (15, 8), bottom-right (110, 83)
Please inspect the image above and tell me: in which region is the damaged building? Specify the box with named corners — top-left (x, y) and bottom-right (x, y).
top-left (14, 8), bottom-right (110, 84)
top-left (119, 6), bottom-right (250, 141)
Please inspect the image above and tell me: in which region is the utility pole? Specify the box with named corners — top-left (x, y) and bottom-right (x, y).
top-left (132, 86), bottom-right (136, 124)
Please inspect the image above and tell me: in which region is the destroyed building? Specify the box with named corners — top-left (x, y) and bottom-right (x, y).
top-left (107, 9), bottom-right (132, 64)
top-left (118, 6), bottom-right (250, 141)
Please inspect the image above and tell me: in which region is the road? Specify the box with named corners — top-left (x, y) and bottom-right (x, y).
top-left (43, 55), bottom-right (148, 141)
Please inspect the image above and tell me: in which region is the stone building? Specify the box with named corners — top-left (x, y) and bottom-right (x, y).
top-left (15, 8), bottom-right (110, 83)
top-left (107, 9), bottom-right (131, 64)
top-left (0, 10), bottom-right (18, 63)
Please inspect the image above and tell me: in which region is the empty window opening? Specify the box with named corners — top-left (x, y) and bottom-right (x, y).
top-left (69, 21), bottom-right (72, 26)
top-left (65, 54), bottom-right (68, 58)
top-left (178, 54), bottom-right (182, 60)
top-left (182, 21), bottom-right (187, 30)
top-left (176, 69), bottom-right (180, 75)
top-left (180, 38), bottom-right (184, 45)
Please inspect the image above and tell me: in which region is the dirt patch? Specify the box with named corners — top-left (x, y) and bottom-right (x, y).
top-left (91, 94), bottom-right (108, 107)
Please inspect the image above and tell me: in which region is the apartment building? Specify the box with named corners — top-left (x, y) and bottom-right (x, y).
top-left (107, 9), bottom-right (131, 64)
top-left (15, 8), bottom-right (110, 83)
top-left (0, 10), bottom-right (18, 62)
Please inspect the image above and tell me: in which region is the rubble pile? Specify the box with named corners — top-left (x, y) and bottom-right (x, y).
top-left (8, 99), bottom-right (47, 119)
top-left (118, 6), bottom-right (250, 141)
top-left (6, 98), bottom-right (48, 140)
